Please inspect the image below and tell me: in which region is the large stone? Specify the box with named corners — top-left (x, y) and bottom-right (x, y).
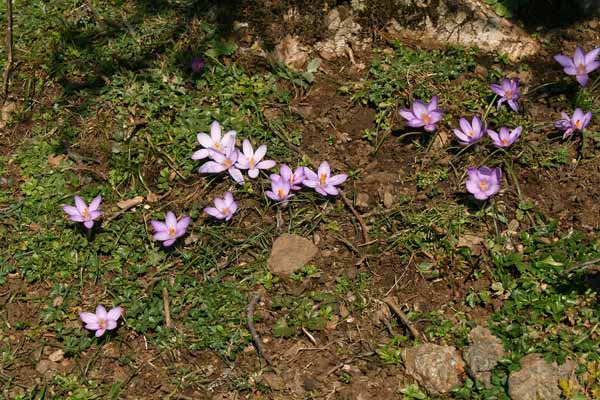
top-left (268, 234), bottom-right (318, 276)
top-left (274, 35), bottom-right (310, 72)
top-left (508, 353), bottom-right (580, 400)
top-left (402, 343), bottom-right (465, 395)
top-left (463, 326), bottom-right (505, 387)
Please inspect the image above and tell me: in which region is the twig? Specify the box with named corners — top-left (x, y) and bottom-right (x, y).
top-left (247, 293), bottom-right (271, 366)
top-left (340, 190), bottom-right (369, 245)
top-left (561, 258), bottom-right (600, 276)
top-left (2, 0), bottom-right (14, 102)
top-left (384, 297), bottom-right (423, 341)
top-left (162, 287), bottom-right (172, 328)
top-left (101, 196), bottom-right (144, 228)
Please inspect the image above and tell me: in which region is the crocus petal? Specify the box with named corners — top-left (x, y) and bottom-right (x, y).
top-left (107, 307), bottom-right (123, 321)
top-left (507, 100), bottom-right (519, 112)
top-left (89, 210), bottom-right (102, 220)
top-left (63, 205), bottom-right (81, 217)
top-left (89, 196), bottom-right (102, 212)
top-left (150, 220), bottom-right (168, 233)
top-left (228, 202), bottom-right (238, 216)
top-left (412, 101), bottom-right (427, 118)
top-left (315, 187), bottom-right (328, 196)
top-left (222, 131), bottom-right (236, 147)
top-left (328, 173), bottom-right (347, 186)
top-left (95, 329), bottom-right (106, 337)
top-left (428, 111), bottom-right (444, 124)
top-left (318, 162), bottom-right (331, 179)
top-left (490, 84), bottom-right (503, 96)
top-left (165, 211), bottom-right (177, 229)
top-left (96, 305), bottom-right (108, 320)
top-left (453, 129), bottom-right (470, 144)
top-left (199, 161), bottom-right (227, 174)
top-left (197, 133), bottom-right (214, 148)
top-left (204, 207), bottom-right (224, 219)
top-left (576, 73), bottom-right (589, 86)
top-left (83, 220), bottom-right (94, 229)
top-left (427, 95), bottom-right (439, 112)
top-left (162, 239), bottom-right (176, 247)
top-left (253, 145), bottom-right (267, 161)
top-left (511, 126), bottom-right (523, 140)
top-left (303, 168), bottom-right (318, 181)
top-left (242, 139), bottom-right (253, 157)
top-left (105, 319), bottom-right (118, 330)
top-left (563, 129), bottom-right (575, 138)
top-left (574, 47), bottom-right (585, 66)
top-left (248, 168), bottom-right (259, 178)
top-left (406, 119), bottom-right (425, 128)
top-left (223, 191), bottom-right (234, 204)
top-left (152, 229), bottom-right (171, 240)
top-left (279, 165), bottom-right (291, 180)
top-left (554, 54), bottom-right (575, 69)
top-left (398, 109), bottom-right (416, 121)
top-left (210, 121), bottom-right (222, 143)
top-left (85, 322), bottom-right (100, 330)
top-left (74, 196), bottom-right (87, 214)
top-left (265, 191), bottom-right (279, 201)
top-left (176, 217), bottom-right (191, 236)
top-left (80, 312), bottom-right (99, 325)
top-left (323, 185), bottom-right (339, 196)
top-left (255, 160), bottom-right (276, 170)
top-left (582, 112), bottom-right (593, 127)
top-left (303, 179), bottom-right (318, 188)
top-left (458, 118), bottom-right (471, 135)
top-left (229, 168), bottom-right (244, 184)
top-left (585, 60), bottom-right (600, 73)
top-left (423, 124), bottom-right (437, 132)
top-left (584, 47), bottom-right (600, 64)
top-left (192, 149), bottom-right (210, 160)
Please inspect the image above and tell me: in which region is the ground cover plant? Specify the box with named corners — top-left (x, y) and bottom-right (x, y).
top-left (1, 0), bottom-right (599, 399)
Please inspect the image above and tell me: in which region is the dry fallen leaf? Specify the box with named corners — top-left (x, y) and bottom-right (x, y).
top-left (116, 196), bottom-right (144, 210)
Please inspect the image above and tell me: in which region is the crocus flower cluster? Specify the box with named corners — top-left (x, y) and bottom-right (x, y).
top-left (399, 96), bottom-right (443, 132)
top-left (554, 108), bottom-right (592, 138)
top-left (490, 78), bottom-right (520, 112)
top-left (466, 166), bottom-right (502, 201)
top-left (63, 196), bottom-right (102, 229)
top-left (451, 116), bottom-right (521, 149)
top-left (554, 46), bottom-right (600, 87)
top-left (204, 191), bottom-right (238, 221)
top-left (195, 121), bottom-right (275, 185)
top-left (150, 211), bottom-right (191, 247)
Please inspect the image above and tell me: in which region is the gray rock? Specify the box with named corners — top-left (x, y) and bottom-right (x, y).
top-left (35, 360), bottom-right (61, 378)
top-left (402, 343), bottom-right (465, 395)
top-left (463, 326), bottom-right (505, 387)
top-left (508, 354), bottom-right (567, 400)
top-left (268, 234), bottom-right (317, 276)
top-left (274, 35), bottom-right (310, 72)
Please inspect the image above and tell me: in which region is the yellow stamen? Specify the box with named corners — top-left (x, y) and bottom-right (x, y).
top-left (501, 138), bottom-right (508, 145)
top-left (320, 174), bottom-right (327, 185)
top-left (222, 207), bottom-right (229, 215)
top-left (249, 158), bottom-right (256, 169)
top-left (479, 180), bottom-right (488, 190)
top-left (82, 208), bottom-right (89, 219)
top-left (223, 159), bottom-right (232, 168)
top-left (98, 319), bottom-right (107, 329)
top-left (168, 227), bottom-right (176, 237)
top-left (468, 130), bottom-right (474, 137)
top-left (214, 143), bottom-right (221, 150)
top-left (575, 120), bottom-right (582, 129)
top-left (277, 189), bottom-right (285, 198)
top-left (578, 63), bottom-right (585, 74)
top-left (422, 114), bottom-right (430, 124)
top-left (505, 90), bottom-right (512, 99)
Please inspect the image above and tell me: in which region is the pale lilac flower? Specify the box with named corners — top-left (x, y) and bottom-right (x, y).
top-left (555, 108), bottom-right (592, 138)
top-left (150, 211), bottom-right (191, 247)
top-left (490, 78), bottom-right (520, 112)
top-left (554, 46), bottom-right (600, 86)
top-left (466, 166), bottom-right (502, 201)
top-left (398, 96), bottom-right (443, 132)
top-left (192, 121), bottom-right (236, 160)
top-left (277, 164), bottom-right (305, 190)
top-left (265, 175), bottom-right (293, 205)
top-left (452, 116), bottom-right (485, 145)
top-left (204, 191), bottom-right (238, 221)
top-left (236, 139), bottom-right (276, 178)
top-left (198, 145), bottom-right (244, 184)
top-left (79, 305), bottom-right (122, 338)
top-left (63, 195), bottom-right (102, 229)
top-left (303, 161), bottom-right (348, 196)
top-left (487, 126), bottom-right (522, 148)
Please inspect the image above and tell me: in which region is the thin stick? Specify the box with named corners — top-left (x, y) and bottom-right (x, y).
top-left (384, 297), bottom-right (422, 341)
top-left (162, 287), bottom-right (172, 328)
top-left (561, 258), bottom-right (600, 276)
top-left (247, 293), bottom-right (271, 366)
top-left (340, 190), bottom-right (369, 245)
top-left (2, 0), bottom-right (14, 102)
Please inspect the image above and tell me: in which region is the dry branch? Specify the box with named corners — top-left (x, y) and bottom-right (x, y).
top-left (2, 0), bottom-right (14, 102)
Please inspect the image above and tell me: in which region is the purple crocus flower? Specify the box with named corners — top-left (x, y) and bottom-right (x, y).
top-left (303, 161), bottom-right (348, 196)
top-left (555, 108), bottom-right (592, 138)
top-left (192, 121), bottom-right (236, 160)
top-left (398, 95), bottom-right (443, 132)
top-left (204, 191), bottom-right (238, 221)
top-left (265, 175), bottom-right (293, 205)
top-left (278, 164), bottom-right (305, 190)
top-left (235, 139), bottom-right (276, 178)
top-left (452, 116), bottom-right (485, 145)
top-left (487, 126), bottom-right (522, 148)
top-left (191, 57), bottom-right (205, 73)
top-left (63, 195), bottom-right (102, 229)
top-left (554, 46), bottom-right (600, 86)
top-left (490, 78), bottom-right (520, 112)
top-left (150, 211), bottom-right (191, 247)
top-left (79, 305), bottom-right (122, 338)
top-left (198, 145), bottom-right (244, 184)
top-left (466, 166), bottom-right (502, 201)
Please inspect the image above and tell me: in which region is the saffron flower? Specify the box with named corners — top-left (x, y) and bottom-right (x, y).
top-left (490, 78), bottom-right (520, 112)
top-left (555, 108), bottom-right (592, 138)
top-left (236, 139), bottom-right (276, 178)
top-left (150, 211), bottom-right (191, 247)
top-left (452, 116), bottom-right (485, 145)
top-left (466, 166), bottom-right (502, 201)
top-left (191, 57), bottom-right (205, 73)
top-left (63, 195), bottom-right (102, 229)
top-left (192, 121), bottom-right (237, 160)
top-left (265, 175), bottom-right (293, 205)
top-left (79, 305), bottom-right (122, 338)
top-left (278, 164), bottom-right (305, 190)
top-left (204, 191), bottom-right (238, 221)
top-left (554, 46), bottom-right (600, 86)
top-left (198, 145), bottom-right (244, 184)
top-left (303, 161), bottom-right (348, 196)
top-left (487, 126), bottom-right (522, 148)
top-left (398, 95), bottom-right (443, 132)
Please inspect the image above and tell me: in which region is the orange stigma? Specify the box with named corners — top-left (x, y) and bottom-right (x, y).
top-left (505, 90), bottom-right (512, 99)
top-left (578, 63), bottom-right (585, 74)
top-left (82, 208), bottom-right (89, 219)
top-left (422, 114), bottom-right (430, 124)
top-left (277, 189), bottom-right (285, 198)
top-left (479, 180), bottom-right (488, 190)
top-left (222, 207), bottom-right (229, 215)
top-left (223, 159), bottom-right (232, 168)
top-left (168, 227), bottom-right (176, 237)
top-left (575, 120), bottom-right (582, 129)
top-left (319, 174), bottom-right (327, 185)
top-left (98, 319), bottom-right (107, 329)
top-left (501, 138), bottom-right (508, 145)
